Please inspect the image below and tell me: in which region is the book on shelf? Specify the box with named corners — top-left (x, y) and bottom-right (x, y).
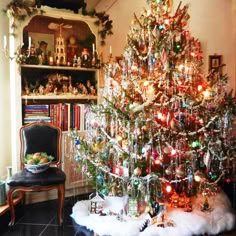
top-left (23, 103), bottom-right (87, 132)
top-left (23, 104), bottom-right (50, 124)
top-left (49, 103), bottom-right (85, 131)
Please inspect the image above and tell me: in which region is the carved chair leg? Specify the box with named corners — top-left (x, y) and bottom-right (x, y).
top-left (7, 188), bottom-right (16, 226)
top-left (57, 184), bottom-right (65, 225)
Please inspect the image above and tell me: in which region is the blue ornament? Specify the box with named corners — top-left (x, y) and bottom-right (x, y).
top-left (101, 189), bottom-right (108, 195)
top-left (97, 174), bottom-right (103, 185)
top-left (74, 155), bottom-right (81, 161)
top-left (96, 136), bottom-right (103, 143)
top-left (156, 190), bottom-right (163, 198)
top-left (159, 25), bottom-right (165, 30)
top-left (75, 138), bottom-right (80, 146)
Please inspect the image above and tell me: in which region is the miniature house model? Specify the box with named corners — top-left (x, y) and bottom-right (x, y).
top-left (89, 192), bottom-right (105, 214)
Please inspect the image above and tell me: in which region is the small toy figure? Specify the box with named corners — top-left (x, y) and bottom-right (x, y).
top-left (36, 41), bottom-right (48, 65)
top-left (67, 36), bottom-right (78, 64)
top-left (81, 48), bottom-right (90, 68)
top-left (73, 87), bottom-right (78, 95)
top-left (201, 197), bottom-right (210, 211)
top-left (45, 81), bottom-right (54, 94)
top-left (62, 82), bottom-right (69, 93)
top-left (77, 83), bottom-right (88, 94)
top-left (38, 85), bottom-right (45, 95)
top-left (86, 80), bottom-right (96, 95)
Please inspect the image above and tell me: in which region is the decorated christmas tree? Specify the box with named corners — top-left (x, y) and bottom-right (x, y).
top-left (70, 0), bottom-right (236, 217)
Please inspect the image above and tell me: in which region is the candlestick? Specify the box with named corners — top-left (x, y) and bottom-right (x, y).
top-left (109, 45), bottom-right (112, 55)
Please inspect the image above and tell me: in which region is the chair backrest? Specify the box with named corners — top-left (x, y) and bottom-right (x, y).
top-left (20, 121), bottom-right (62, 169)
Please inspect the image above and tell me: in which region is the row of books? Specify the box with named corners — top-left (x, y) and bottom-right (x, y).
top-left (23, 104), bottom-right (88, 131)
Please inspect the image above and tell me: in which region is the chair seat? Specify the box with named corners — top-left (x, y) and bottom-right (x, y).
top-left (7, 167), bottom-right (66, 187)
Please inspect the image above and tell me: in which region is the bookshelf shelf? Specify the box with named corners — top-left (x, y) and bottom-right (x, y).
top-left (22, 94), bottom-right (97, 100)
top-left (21, 64), bottom-right (99, 72)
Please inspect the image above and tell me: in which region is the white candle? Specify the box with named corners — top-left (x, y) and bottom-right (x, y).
top-left (49, 56), bottom-right (54, 65)
top-left (3, 35), bottom-right (7, 49)
top-left (109, 45), bottom-right (112, 54)
top-left (92, 43), bottom-right (95, 53)
top-left (28, 36), bottom-right (31, 49)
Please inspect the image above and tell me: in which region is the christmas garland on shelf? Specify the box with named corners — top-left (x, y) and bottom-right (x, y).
top-left (2, 0), bottom-right (113, 45)
top-left (2, 0), bottom-right (44, 36)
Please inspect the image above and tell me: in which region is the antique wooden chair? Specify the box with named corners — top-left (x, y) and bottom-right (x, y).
top-left (7, 121), bottom-right (66, 226)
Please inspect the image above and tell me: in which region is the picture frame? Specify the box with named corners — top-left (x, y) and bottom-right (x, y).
top-left (29, 32), bottom-right (54, 56)
top-left (209, 55), bottom-right (222, 73)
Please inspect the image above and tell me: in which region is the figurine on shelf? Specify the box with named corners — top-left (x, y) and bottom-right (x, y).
top-left (67, 36), bottom-right (79, 64)
top-left (81, 48), bottom-right (90, 68)
top-left (86, 80), bottom-right (97, 95)
top-left (25, 44), bottom-right (39, 65)
top-left (62, 82), bottom-right (69, 93)
top-left (36, 41), bottom-right (48, 65)
top-left (68, 76), bottom-right (73, 93)
top-left (73, 87), bottom-right (79, 95)
top-left (77, 82), bottom-right (88, 94)
top-left (38, 85), bottom-right (45, 95)
top-left (45, 81), bottom-right (54, 94)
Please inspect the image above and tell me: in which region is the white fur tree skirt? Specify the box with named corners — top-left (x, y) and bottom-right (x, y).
top-left (71, 190), bottom-right (235, 236)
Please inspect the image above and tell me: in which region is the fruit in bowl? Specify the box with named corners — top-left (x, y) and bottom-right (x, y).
top-left (24, 152), bottom-right (54, 174)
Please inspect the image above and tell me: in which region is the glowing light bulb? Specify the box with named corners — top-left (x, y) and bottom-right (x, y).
top-left (178, 64), bottom-right (184, 71)
top-left (157, 112), bottom-right (163, 120)
top-left (171, 149), bottom-right (177, 156)
top-left (165, 184), bottom-right (172, 193)
top-left (197, 85), bottom-right (203, 91)
top-left (155, 159), bottom-right (161, 165)
top-left (203, 90), bottom-right (210, 98)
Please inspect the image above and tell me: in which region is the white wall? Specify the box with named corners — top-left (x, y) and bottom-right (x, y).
top-left (0, 0), bottom-right (11, 179)
top-left (99, 0), bottom-right (236, 92)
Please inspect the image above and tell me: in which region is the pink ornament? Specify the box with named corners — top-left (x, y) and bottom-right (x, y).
top-left (91, 120), bottom-right (99, 128)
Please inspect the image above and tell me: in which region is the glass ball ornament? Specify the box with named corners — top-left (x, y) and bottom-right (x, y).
top-left (165, 166), bottom-right (173, 175)
top-left (74, 155), bottom-right (81, 162)
top-left (176, 165), bottom-right (185, 178)
top-left (133, 167), bottom-right (142, 176)
top-left (163, 146), bottom-right (171, 154)
top-left (96, 136), bottom-right (103, 143)
top-left (96, 174), bottom-right (103, 185)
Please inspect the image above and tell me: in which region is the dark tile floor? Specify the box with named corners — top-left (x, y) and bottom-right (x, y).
top-left (0, 193), bottom-right (235, 236)
top-left (0, 194), bottom-right (93, 236)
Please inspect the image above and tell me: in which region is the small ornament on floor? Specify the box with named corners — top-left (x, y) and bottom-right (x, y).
top-left (89, 192), bottom-right (105, 214)
top-left (201, 197), bottom-right (210, 212)
top-left (116, 209), bottom-right (125, 221)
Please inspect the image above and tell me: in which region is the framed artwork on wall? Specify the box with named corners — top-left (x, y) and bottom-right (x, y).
top-left (209, 55), bottom-right (222, 73)
top-left (29, 32), bottom-right (54, 56)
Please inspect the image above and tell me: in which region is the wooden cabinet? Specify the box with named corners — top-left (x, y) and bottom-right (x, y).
top-left (9, 6), bottom-right (102, 194)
